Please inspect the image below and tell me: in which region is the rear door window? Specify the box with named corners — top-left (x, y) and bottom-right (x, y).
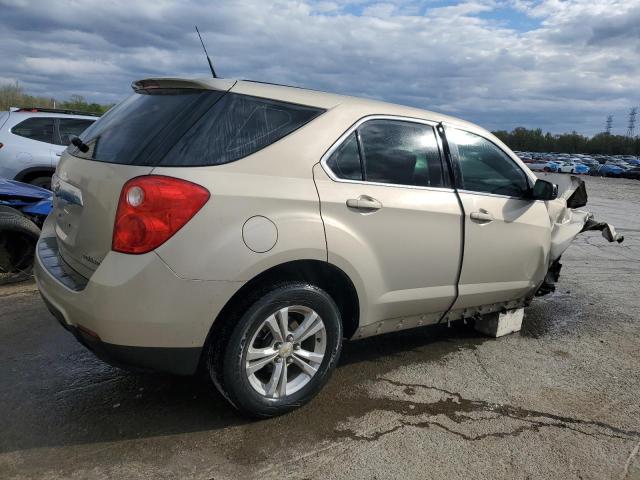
top-left (56, 118), bottom-right (95, 146)
top-left (11, 117), bottom-right (56, 144)
top-left (161, 94), bottom-right (325, 166)
top-left (358, 120), bottom-right (445, 188)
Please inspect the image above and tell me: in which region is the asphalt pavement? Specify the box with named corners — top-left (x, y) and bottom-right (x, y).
top-left (1, 175), bottom-right (639, 479)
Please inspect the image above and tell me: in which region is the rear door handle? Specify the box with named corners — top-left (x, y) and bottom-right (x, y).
top-left (470, 210), bottom-right (494, 223)
top-left (346, 196), bottom-right (382, 211)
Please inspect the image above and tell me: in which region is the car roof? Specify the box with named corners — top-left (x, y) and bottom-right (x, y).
top-left (135, 77), bottom-right (490, 136)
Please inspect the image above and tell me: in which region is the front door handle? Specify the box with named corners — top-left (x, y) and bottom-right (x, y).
top-left (470, 210), bottom-right (494, 223)
top-left (346, 196), bottom-right (382, 211)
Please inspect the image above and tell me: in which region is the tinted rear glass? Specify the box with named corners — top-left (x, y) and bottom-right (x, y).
top-left (160, 93), bottom-right (324, 166)
top-left (11, 117), bottom-right (56, 143)
top-left (70, 89), bottom-right (224, 165)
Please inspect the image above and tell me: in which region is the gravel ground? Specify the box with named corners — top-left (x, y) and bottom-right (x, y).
top-left (0, 175), bottom-right (638, 480)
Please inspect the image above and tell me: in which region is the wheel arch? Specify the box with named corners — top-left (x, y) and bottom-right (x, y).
top-left (204, 259), bottom-right (360, 356)
top-left (14, 166), bottom-right (56, 184)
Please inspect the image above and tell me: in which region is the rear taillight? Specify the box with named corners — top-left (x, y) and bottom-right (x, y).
top-left (112, 176), bottom-right (210, 254)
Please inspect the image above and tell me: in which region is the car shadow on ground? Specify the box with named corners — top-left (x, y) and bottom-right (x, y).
top-left (2, 301), bottom-right (555, 454)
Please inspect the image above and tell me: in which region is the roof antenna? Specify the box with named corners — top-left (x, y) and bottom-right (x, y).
top-left (195, 25), bottom-right (217, 78)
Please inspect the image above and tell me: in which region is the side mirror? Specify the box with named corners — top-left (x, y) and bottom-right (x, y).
top-left (531, 179), bottom-right (558, 201)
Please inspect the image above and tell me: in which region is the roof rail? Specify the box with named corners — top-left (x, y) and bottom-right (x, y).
top-left (9, 107), bottom-right (101, 117)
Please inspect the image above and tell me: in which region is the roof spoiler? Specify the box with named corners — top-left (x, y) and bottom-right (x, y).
top-left (131, 78), bottom-right (235, 93)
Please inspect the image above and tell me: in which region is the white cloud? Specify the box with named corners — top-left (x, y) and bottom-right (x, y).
top-left (362, 3), bottom-right (397, 17)
top-left (22, 58), bottom-right (118, 75)
top-left (0, 0), bottom-right (637, 134)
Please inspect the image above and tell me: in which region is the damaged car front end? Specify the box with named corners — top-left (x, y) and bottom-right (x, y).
top-left (0, 179), bottom-right (52, 284)
top-left (537, 175), bottom-right (623, 296)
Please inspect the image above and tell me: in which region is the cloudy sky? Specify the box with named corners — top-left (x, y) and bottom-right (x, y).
top-left (0, 0), bottom-right (638, 134)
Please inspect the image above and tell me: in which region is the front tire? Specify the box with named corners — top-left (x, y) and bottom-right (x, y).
top-left (208, 282), bottom-right (343, 418)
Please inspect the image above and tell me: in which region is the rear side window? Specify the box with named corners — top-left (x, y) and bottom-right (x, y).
top-left (71, 89), bottom-right (224, 165)
top-left (57, 118), bottom-right (95, 146)
top-left (161, 94), bottom-right (324, 166)
top-left (11, 117), bottom-right (56, 144)
top-left (325, 132), bottom-right (362, 181)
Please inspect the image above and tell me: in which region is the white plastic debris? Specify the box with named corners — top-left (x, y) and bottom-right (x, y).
top-left (474, 308), bottom-right (524, 338)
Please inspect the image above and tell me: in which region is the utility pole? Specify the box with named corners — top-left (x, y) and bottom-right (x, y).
top-left (605, 115), bottom-right (613, 135)
top-left (627, 107), bottom-right (637, 138)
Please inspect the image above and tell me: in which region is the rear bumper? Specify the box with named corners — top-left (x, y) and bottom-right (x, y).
top-left (41, 294), bottom-right (201, 375)
top-left (35, 217), bottom-right (243, 375)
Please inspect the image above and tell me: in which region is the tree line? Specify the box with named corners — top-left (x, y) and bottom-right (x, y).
top-left (0, 82), bottom-right (113, 115)
top-left (492, 127), bottom-right (640, 156)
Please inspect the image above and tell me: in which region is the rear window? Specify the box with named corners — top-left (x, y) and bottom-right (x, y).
top-left (70, 89), bottom-right (225, 165)
top-left (70, 90), bottom-right (324, 167)
top-left (160, 93), bottom-right (325, 166)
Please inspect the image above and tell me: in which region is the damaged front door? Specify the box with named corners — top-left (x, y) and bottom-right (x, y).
top-left (444, 127), bottom-right (551, 310)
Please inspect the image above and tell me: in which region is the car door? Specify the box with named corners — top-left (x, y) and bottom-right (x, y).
top-left (444, 126), bottom-right (550, 312)
top-left (313, 117), bottom-right (463, 334)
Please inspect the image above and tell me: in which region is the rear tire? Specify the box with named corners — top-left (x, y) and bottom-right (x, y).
top-left (206, 282), bottom-right (343, 418)
top-left (29, 176), bottom-right (52, 190)
top-left (0, 206), bottom-right (41, 284)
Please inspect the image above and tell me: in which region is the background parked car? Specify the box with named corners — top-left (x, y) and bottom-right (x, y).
top-left (558, 161), bottom-right (590, 174)
top-left (544, 161), bottom-right (562, 172)
top-left (524, 161), bottom-right (549, 172)
top-left (622, 167), bottom-right (640, 180)
top-left (0, 178), bottom-right (52, 284)
top-left (597, 164), bottom-right (625, 177)
top-left (0, 107), bottom-right (98, 189)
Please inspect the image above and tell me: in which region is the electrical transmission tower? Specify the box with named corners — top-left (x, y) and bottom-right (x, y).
top-left (605, 115), bottom-right (613, 134)
top-left (627, 107), bottom-right (637, 137)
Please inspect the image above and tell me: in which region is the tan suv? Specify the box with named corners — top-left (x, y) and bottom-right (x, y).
top-left (35, 77), bottom-right (617, 417)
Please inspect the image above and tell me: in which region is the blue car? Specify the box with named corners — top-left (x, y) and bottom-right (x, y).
top-left (0, 178), bottom-right (52, 283)
top-left (544, 161), bottom-right (562, 172)
top-left (597, 164), bottom-right (625, 177)
top-left (574, 163), bottom-right (590, 174)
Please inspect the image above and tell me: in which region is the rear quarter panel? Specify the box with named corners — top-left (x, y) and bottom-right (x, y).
top-left (151, 108), bottom-right (362, 282)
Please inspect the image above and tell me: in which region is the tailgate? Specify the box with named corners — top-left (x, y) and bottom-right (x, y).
top-left (53, 155), bottom-right (152, 277)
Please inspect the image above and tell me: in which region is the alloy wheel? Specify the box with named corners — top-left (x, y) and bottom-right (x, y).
top-left (244, 305), bottom-right (326, 399)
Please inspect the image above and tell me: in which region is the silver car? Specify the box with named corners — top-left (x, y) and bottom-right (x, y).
top-left (35, 78), bottom-right (621, 417)
top-left (0, 108), bottom-right (97, 188)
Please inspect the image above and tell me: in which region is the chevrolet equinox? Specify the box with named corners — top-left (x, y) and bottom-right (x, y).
top-left (35, 77), bottom-right (618, 417)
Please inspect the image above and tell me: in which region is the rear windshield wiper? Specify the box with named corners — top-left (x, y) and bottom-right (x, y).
top-left (70, 136), bottom-right (89, 153)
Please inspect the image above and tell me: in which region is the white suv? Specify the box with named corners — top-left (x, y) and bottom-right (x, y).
top-left (0, 108), bottom-right (98, 188)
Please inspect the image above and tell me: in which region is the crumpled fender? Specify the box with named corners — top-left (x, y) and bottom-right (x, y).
top-left (535, 175), bottom-right (623, 296)
top-left (545, 175), bottom-right (623, 263)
